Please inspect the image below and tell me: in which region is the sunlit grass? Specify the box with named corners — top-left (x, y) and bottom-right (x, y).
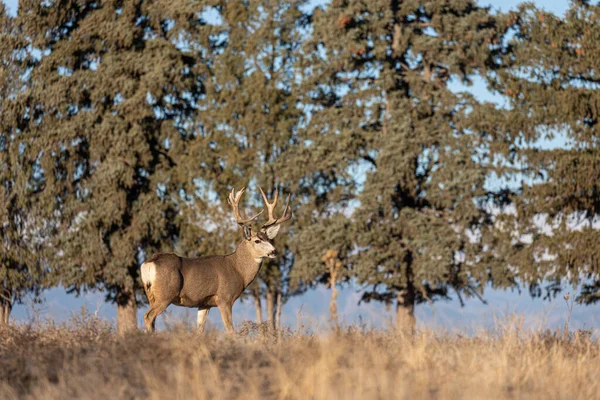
top-left (0, 309), bottom-right (598, 399)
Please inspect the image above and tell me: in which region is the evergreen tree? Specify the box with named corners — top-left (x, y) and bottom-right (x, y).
top-left (197, 0), bottom-right (308, 328)
top-left (492, 2), bottom-right (600, 303)
top-left (307, 0), bottom-right (513, 331)
top-left (15, 0), bottom-right (211, 333)
top-left (0, 3), bottom-right (49, 324)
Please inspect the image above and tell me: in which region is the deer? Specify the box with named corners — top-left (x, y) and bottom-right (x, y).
top-left (139, 187), bottom-right (292, 334)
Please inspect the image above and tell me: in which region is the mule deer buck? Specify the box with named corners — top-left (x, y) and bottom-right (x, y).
top-left (140, 187), bottom-right (292, 334)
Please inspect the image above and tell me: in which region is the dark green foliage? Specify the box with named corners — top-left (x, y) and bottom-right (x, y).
top-left (0, 3), bottom-right (49, 323)
top-left (302, 0), bottom-right (515, 328)
top-left (11, 0), bottom-right (216, 330)
top-left (196, 0), bottom-right (309, 327)
top-left (3, 0), bottom-right (600, 331)
top-left (290, 213), bottom-right (353, 292)
top-left (492, 2), bottom-right (600, 303)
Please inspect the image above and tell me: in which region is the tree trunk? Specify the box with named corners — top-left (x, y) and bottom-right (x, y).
top-left (275, 291), bottom-right (282, 330)
top-left (323, 250), bottom-right (341, 328)
top-left (252, 284), bottom-right (263, 324)
top-left (329, 271), bottom-right (338, 327)
top-left (396, 285), bottom-right (416, 335)
top-left (266, 289), bottom-right (275, 330)
top-left (116, 290), bottom-right (138, 335)
top-left (0, 298), bottom-right (11, 325)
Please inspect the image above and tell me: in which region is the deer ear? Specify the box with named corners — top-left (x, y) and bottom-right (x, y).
top-left (263, 224), bottom-right (281, 239)
top-left (243, 226), bottom-right (252, 240)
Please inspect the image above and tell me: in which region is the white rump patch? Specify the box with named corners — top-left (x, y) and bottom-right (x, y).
top-left (140, 261), bottom-right (156, 287)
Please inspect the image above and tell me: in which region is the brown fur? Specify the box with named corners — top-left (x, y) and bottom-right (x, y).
top-left (141, 234), bottom-right (277, 334)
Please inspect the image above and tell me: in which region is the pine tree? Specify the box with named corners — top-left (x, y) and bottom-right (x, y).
top-left (197, 0), bottom-right (309, 329)
top-left (0, 3), bottom-right (49, 324)
top-left (15, 0), bottom-right (211, 333)
top-left (307, 0), bottom-right (513, 331)
top-left (492, 2), bottom-right (600, 303)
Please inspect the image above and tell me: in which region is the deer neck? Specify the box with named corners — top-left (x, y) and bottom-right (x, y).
top-left (229, 240), bottom-right (263, 288)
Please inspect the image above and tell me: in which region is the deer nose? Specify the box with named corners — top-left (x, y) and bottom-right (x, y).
top-left (268, 249), bottom-right (278, 258)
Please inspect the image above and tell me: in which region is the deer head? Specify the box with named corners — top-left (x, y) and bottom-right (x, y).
top-left (227, 186), bottom-right (292, 259)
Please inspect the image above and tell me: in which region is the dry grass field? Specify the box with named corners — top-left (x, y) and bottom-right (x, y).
top-left (0, 311), bottom-right (599, 399)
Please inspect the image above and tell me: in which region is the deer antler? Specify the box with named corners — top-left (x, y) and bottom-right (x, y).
top-left (259, 187), bottom-right (292, 229)
top-left (228, 187), bottom-right (263, 226)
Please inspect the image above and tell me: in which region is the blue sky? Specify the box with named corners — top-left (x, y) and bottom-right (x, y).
top-left (5, 0), bottom-right (597, 334)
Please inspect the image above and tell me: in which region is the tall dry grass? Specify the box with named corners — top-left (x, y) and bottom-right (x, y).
top-left (0, 310), bottom-right (599, 399)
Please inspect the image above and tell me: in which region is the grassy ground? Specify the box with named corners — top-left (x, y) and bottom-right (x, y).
top-left (0, 311), bottom-right (599, 399)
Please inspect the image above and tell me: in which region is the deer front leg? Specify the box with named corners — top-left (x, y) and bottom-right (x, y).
top-left (217, 302), bottom-right (234, 334)
top-left (197, 308), bottom-right (209, 334)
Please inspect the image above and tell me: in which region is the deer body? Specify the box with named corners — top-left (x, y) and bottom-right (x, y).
top-left (141, 187), bottom-right (291, 334)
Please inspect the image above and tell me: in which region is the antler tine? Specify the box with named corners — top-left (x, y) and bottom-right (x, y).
top-left (278, 193), bottom-right (292, 224)
top-left (259, 186), bottom-right (277, 226)
top-left (259, 187), bottom-right (293, 228)
top-left (228, 187), bottom-right (263, 226)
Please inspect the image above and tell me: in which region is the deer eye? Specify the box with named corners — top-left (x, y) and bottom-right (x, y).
top-left (254, 239), bottom-right (261, 244)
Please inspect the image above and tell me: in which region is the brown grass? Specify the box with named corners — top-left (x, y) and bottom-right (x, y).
top-left (0, 311), bottom-right (599, 399)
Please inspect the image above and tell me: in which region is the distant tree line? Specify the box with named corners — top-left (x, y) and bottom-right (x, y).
top-left (1, 0), bottom-right (599, 333)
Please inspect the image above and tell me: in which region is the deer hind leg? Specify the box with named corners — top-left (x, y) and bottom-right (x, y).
top-left (144, 302), bottom-right (170, 332)
top-left (141, 259), bottom-right (183, 333)
top-left (197, 308), bottom-right (210, 335)
top-left (217, 302), bottom-right (234, 335)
